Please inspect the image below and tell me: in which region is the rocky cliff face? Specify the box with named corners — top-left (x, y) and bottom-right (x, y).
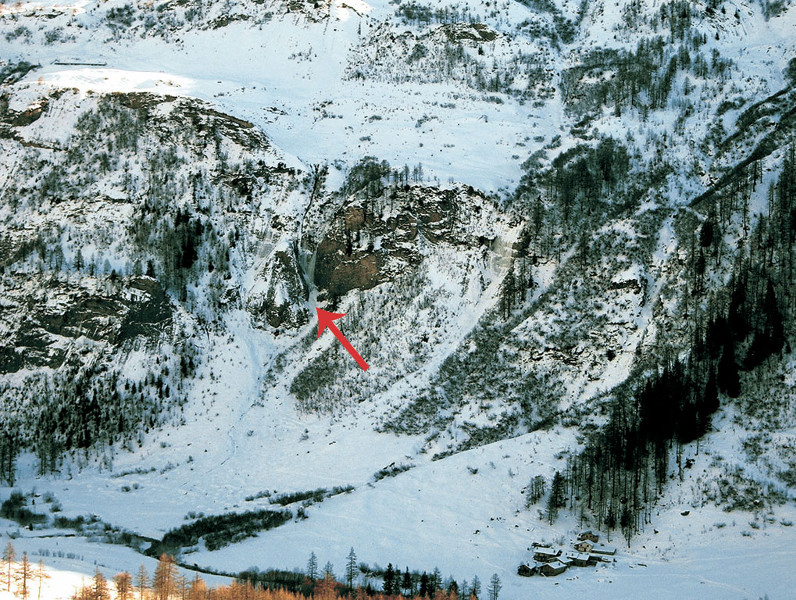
top-left (0, 86), bottom-right (311, 462)
top-left (312, 185), bottom-right (521, 298)
top-left (0, 274), bottom-right (171, 374)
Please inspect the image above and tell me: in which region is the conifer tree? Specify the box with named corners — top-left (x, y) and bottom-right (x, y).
top-left (699, 219), bottom-right (714, 247)
top-left (315, 571), bottom-right (337, 600)
top-left (92, 570), bottom-right (110, 600)
top-left (764, 279), bottom-right (785, 354)
top-left (431, 568), bottom-right (441, 593)
top-left (174, 573), bottom-right (188, 600)
top-left (114, 572), bottom-right (133, 600)
top-left (702, 369), bottom-right (719, 427)
top-left (728, 276), bottom-right (748, 341)
top-left (383, 564), bottom-right (395, 596)
top-left (345, 548), bottom-right (357, 590)
top-left (135, 565), bottom-right (148, 600)
top-left (152, 555), bottom-right (177, 600)
top-left (401, 568), bottom-right (412, 596)
top-left (15, 552), bottom-right (31, 600)
top-left (547, 471), bottom-right (566, 524)
top-left (525, 475), bottom-right (546, 507)
top-left (188, 573), bottom-right (205, 600)
top-left (717, 340), bottom-right (740, 398)
top-left (486, 574), bottom-right (501, 600)
top-left (71, 579), bottom-right (91, 600)
top-left (306, 552), bottom-right (318, 582)
top-left (35, 561), bottom-right (48, 600)
top-left (470, 576), bottom-right (481, 600)
top-left (500, 269), bottom-right (516, 319)
top-left (3, 542), bottom-right (15, 593)
top-left (419, 574), bottom-right (430, 598)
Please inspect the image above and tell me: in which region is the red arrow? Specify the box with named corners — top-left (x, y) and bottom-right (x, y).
top-left (316, 307), bottom-right (369, 371)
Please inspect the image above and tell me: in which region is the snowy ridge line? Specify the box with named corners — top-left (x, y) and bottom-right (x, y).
top-left (1, 0), bottom-right (795, 598)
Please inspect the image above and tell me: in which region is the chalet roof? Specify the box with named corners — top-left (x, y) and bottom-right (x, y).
top-left (537, 560), bottom-right (568, 575)
top-left (588, 554), bottom-right (607, 562)
top-left (565, 552), bottom-right (590, 561)
top-left (534, 547), bottom-right (558, 555)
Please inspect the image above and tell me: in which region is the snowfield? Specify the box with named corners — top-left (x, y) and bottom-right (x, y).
top-left (1, 0), bottom-right (796, 598)
top-left (3, 412), bottom-right (796, 599)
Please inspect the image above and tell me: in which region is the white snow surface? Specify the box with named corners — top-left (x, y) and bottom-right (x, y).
top-left (1, 0), bottom-right (796, 598)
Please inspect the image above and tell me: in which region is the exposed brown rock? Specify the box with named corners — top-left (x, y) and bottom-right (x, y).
top-left (312, 185), bottom-right (502, 297)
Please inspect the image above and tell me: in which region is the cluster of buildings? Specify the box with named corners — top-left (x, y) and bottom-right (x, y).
top-left (518, 531), bottom-right (617, 577)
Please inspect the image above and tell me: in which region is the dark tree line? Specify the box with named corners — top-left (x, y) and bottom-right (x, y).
top-left (380, 563), bottom-right (446, 597)
top-left (557, 349), bottom-right (721, 545)
top-left (0, 341), bottom-right (196, 484)
top-left (342, 158), bottom-right (429, 199)
top-left (515, 136), bottom-right (635, 261)
top-left (379, 563), bottom-right (484, 600)
top-left (149, 509), bottom-right (292, 556)
top-left (550, 147), bottom-right (795, 544)
top-left (0, 428), bottom-right (20, 485)
top-left (395, 2), bottom-right (480, 26)
top-left (559, 26), bottom-right (729, 120)
top-left (499, 259), bottom-right (535, 319)
top-left (242, 552), bottom-right (482, 600)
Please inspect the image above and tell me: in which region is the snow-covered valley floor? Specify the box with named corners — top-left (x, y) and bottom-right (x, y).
top-left (1, 0), bottom-right (796, 598)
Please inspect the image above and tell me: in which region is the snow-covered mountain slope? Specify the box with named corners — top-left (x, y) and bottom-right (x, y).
top-left (1, 0), bottom-right (796, 598)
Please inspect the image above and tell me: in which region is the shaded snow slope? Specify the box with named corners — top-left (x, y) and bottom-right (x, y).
top-left (1, 0), bottom-right (796, 598)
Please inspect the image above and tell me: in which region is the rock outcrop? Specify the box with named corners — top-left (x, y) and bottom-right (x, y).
top-left (313, 185), bottom-right (516, 297)
top-left (246, 241), bottom-right (309, 330)
top-left (0, 275), bottom-right (172, 374)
